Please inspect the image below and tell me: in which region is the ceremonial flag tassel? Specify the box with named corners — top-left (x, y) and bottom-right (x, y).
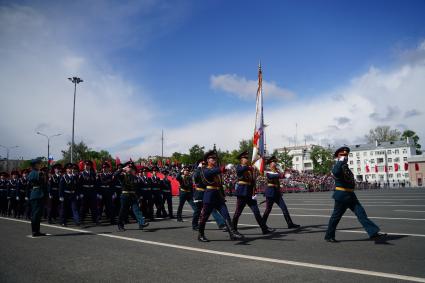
top-left (252, 62), bottom-right (265, 174)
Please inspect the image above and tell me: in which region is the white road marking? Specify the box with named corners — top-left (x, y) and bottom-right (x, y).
top-left (1, 216), bottom-right (424, 282)
top-left (395, 210), bottom-right (425, 213)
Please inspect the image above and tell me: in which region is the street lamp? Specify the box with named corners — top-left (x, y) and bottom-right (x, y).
top-left (36, 132), bottom-right (62, 170)
top-left (68, 76), bottom-right (83, 163)
top-left (0, 145), bottom-right (19, 173)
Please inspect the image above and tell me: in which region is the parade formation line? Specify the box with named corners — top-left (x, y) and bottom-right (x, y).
top-left (1, 216), bottom-right (425, 283)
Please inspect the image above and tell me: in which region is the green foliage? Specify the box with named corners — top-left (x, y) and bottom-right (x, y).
top-left (310, 146), bottom-right (333, 174)
top-left (60, 141), bottom-right (113, 169)
top-left (401, 130), bottom-right (422, 154)
top-left (274, 148), bottom-right (293, 170)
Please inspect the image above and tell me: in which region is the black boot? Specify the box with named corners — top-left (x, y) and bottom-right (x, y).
top-left (226, 219), bottom-right (243, 240)
top-left (254, 211), bottom-right (275, 234)
top-left (284, 214), bottom-right (300, 228)
top-left (198, 224), bottom-right (209, 242)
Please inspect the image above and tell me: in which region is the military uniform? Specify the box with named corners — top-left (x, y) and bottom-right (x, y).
top-left (150, 167), bottom-right (165, 218)
top-left (78, 161), bottom-right (98, 224)
top-left (176, 167), bottom-right (196, 222)
top-left (325, 147), bottom-right (386, 242)
top-left (233, 151), bottom-right (274, 234)
top-left (197, 150), bottom-right (242, 242)
top-left (139, 168), bottom-right (153, 220)
top-left (0, 173), bottom-right (8, 216)
top-left (192, 162), bottom-right (225, 230)
top-left (7, 172), bottom-right (20, 218)
top-left (28, 158), bottom-right (48, 237)
top-left (97, 162), bottom-right (116, 224)
top-left (59, 163), bottom-right (80, 226)
top-left (160, 171), bottom-right (174, 218)
top-left (117, 162), bottom-right (148, 231)
top-left (19, 170), bottom-right (31, 219)
top-left (47, 165), bottom-right (62, 223)
top-left (262, 156), bottom-right (299, 229)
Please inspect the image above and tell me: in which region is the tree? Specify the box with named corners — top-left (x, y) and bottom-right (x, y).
top-left (401, 130), bottom-right (422, 154)
top-left (187, 144), bottom-right (205, 164)
top-left (61, 141), bottom-right (113, 168)
top-left (310, 146), bottom-right (334, 174)
top-left (365, 126), bottom-right (401, 143)
top-left (274, 148), bottom-right (293, 170)
top-left (238, 138), bottom-right (253, 159)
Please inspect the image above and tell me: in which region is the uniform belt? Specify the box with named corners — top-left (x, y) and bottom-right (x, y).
top-left (152, 188), bottom-right (161, 191)
top-left (195, 187), bottom-right (205, 191)
top-left (122, 190), bottom-right (135, 194)
top-left (238, 181), bottom-right (250, 185)
top-left (206, 186), bottom-right (220, 190)
top-left (64, 190), bottom-right (75, 194)
top-left (115, 186), bottom-right (122, 189)
top-left (335, 187), bottom-right (354, 192)
top-left (143, 188), bottom-right (151, 191)
top-left (32, 186), bottom-right (41, 190)
top-left (163, 190), bottom-right (171, 193)
top-left (180, 189), bottom-right (191, 192)
top-left (267, 184), bottom-right (279, 187)
top-left (82, 185), bottom-right (94, 188)
top-left (51, 188), bottom-right (59, 191)
top-left (100, 185), bottom-right (109, 188)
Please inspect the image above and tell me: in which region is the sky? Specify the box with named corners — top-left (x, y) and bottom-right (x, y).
top-left (1, 0), bottom-right (425, 161)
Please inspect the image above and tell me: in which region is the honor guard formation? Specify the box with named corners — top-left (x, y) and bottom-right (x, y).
top-left (0, 147), bottom-right (387, 243)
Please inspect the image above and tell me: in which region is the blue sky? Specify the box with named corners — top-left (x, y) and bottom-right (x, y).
top-left (1, 0), bottom-right (425, 160)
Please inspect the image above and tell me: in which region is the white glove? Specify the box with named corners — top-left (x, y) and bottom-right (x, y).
top-left (49, 194), bottom-right (52, 199)
top-left (25, 197), bottom-right (28, 201)
top-left (252, 194), bottom-right (258, 200)
top-left (225, 164), bottom-right (234, 170)
top-left (97, 194), bottom-right (103, 200)
top-left (80, 194), bottom-right (84, 199)
top-left (59, 197), bottom-right (64, 202)
top-left (338, 156), bottom-right (347, 162)
top-left (112, 193), bottom-right (117, 199)
top-left (16, 196), bottom-right (20, 201)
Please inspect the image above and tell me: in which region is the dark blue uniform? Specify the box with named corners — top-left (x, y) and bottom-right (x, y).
top-left (19, 175), bottom-right (31, 219)
top-left (198, 165), bottom-right (242, 241)
top-left (7, 177), bottom-right (20, 218)
top-left (233, 165), bottom-right (272, 234)
top-left (78, 169), bottom-right (98, 224)
top-left (97, 171), bottom-right (116, 224)
top-left (192, 167), bottom-right (225, 230)
top-left (59, 173), bottom-right (80, 226)
top-left (0, 175), bottom-right (8, 216)
top-left (176, 173), bottom-right (196, 222)
top-left (325, 159), bottom-right (381, 240)
top-left (139, 174), bottom-right (154, 220)
top-left (47, 173), bottom-right (61, 223)
top-left (150, 174), bottom-right (165, 218)
top-left (262, 170), bottom-right (299, 228)
top-left (160, 176), bottom-right (174, 218)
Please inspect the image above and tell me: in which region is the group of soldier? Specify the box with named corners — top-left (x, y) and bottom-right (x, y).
top-left (1, 146), bottom-right (387, 242)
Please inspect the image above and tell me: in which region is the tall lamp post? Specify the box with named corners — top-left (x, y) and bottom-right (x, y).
top-left (68, 77), bottom-right (83, 163)
top-left (36, 132), bottom-right (62, 170)
top-left (0, 145), bottom-right (19, 173)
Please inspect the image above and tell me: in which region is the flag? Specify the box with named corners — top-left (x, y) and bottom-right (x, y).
top-left (375, 165), bottom-right (378, 173)
top-left (404, 163), bottom-right (408, 171)
top-left (384, 165), bottom-right (388, 172)
top-left (415, 163), bottom-right (420, 171)
top-left (158, 159), bottom-right (163, 167)
top-left (394, 163), bottom-right (399, 172)
top-left (115, 156), bottom-right (121, 167)
top-left (252, 63), bottom-right (265, 174)
top-left (366, 165), bottom-right (370, 173)
top-left (92, 160), bottom-right (97, 172)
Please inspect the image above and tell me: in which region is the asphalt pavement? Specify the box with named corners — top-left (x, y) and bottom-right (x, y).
top-left (1, 188), bottom-right (425, 282)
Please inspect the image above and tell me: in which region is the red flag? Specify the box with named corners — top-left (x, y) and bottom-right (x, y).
top-left (78, 160), bottom-right (84, 171)
top-left (394, 163), bottom-right (399, 172)
top-left (366, 165), bottom-right (370, 173)
top-left (384, 165), bottom-right (388, 173)
top-left (166, 159), bottom-right (170, 165)
top-left (415, 163), bottom-right (420, 171)
top-left (158, 159), bottom-right (163, 167)
top-left (115, 156), bottom-right (121, 166)
top-left (92, 160), bottom-right (97, 172)
top-left (404, 163), bottom-right (408, 171)
top-left (375, 165), bottom-right (378, 173)
top-left (252, 63), bottom-right (265, 174)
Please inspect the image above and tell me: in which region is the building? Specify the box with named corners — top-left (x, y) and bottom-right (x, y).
top-left (275, 145), bottom-right (315, 172)
top-left (407, 155), bottom-right (425, 187)
top-left (0, 159), bottom-right (26, 173)
top-left (345, 138), bottom-right (416, 185)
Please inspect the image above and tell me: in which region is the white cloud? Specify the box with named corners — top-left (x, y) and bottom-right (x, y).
top-left (210, 74), bottom-right (295, 100)
top-left (127, 40), bottom-right (425, 157)
top-left (0, 3), bottom-right (183, 161)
